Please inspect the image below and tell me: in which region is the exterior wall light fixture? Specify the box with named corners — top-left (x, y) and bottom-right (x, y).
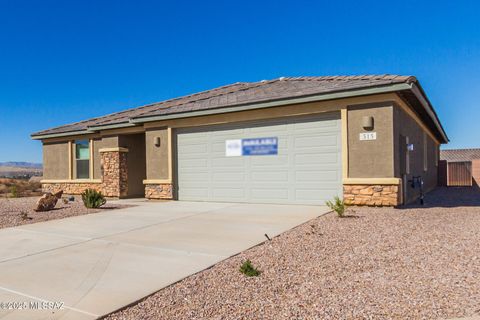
top-left (362, 116), bottom-right (374, 130)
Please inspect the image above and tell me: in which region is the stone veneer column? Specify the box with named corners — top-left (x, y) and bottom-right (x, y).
top-left (99, 147), bottom-right (128, 198)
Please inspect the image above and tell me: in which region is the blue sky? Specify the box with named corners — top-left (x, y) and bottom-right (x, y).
top-left (0, 0), bottom-right (479, 163)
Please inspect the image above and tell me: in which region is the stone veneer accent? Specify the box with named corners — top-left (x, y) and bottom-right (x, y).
top-left (343, 184), bottom-right (401, 206)
top-left (145, 184), bottom-right (173, 199)
top-left (42, 182), bottom-right (102, 194)
top-left (42, 149), bottom-right (128, 198)
top-left (100, 150), bottom-right (128, 197)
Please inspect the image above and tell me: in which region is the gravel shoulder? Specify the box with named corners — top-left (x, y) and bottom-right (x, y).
top-left (0, 196), bottom-right (131, 229)
top-left (106, 187), bottom-right (480, 320)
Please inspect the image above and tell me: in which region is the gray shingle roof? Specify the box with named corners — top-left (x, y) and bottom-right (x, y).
top-left (440, 149), bottom-right (480, 162)
top-left (32, 75), bottom-right (416, 137)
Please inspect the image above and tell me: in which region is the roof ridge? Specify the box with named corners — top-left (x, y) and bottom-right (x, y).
top-left (279, 74), bottom-right (413, 81)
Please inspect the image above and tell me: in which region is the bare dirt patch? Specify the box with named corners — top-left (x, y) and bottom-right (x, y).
top-left (0, 196), bottom-right (130, 229)
top-left (106, 187), bottom-right (480, 320)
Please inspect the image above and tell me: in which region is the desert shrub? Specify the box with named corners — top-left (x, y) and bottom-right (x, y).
top-left (326, 196), bottom-right (347, 217)
top-left (81, 189), bottom-right (106, 208)
top-left (9, 185), bottom-right (18, 198)
top-left (240, 260), bottom-right (261, 277)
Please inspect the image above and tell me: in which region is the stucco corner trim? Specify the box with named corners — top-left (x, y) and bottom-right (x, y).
top-left (341, 108), bottom-right (349, 179)
top-left (98, 147), bottom-right (129, 153)
top-left (143, 179), bottom-right (172, 185)
top-left (343, 178), bottom-right (401, 185)
top-left (41, 179), bottom-right (102, 184)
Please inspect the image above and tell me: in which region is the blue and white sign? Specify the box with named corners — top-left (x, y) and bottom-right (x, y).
top-left (225, 137), bottom-right (278, 157)
top-left (242, 137), bottom-right (278, 156)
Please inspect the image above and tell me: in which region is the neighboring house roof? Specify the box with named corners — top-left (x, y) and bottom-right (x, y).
top-left (440, 148), bottom-right (480, 162)
top-left (31, 75), bottom-right (448, 143)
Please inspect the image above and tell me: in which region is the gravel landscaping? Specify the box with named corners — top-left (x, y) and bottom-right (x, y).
top-left (0, 196), bottom-right (130, 229)
top-left (106, 187), bottom-right (480, 320)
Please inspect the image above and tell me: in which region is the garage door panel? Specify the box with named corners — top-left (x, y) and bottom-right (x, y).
top-left (212, 172), bottom-right (246, 182)
top-left (250, 188), bottom-right (289, 200)
top-left (179, 143), bottom-right (208, 154)
top-left (211, 157), bottom-right (246, 167)
top-left (295, 153), bottom-right (339, 165)
top-left (249, 155), bottom-right (289, 166)
top-left (176, 113), bottom-right (342, 205)
top-left (295, 189), bottom-right (338, 201)
top-left (180, 188), bottom-right (209, 199)
top-left (292, 121), bottom-right (340, 135)
top-left (180, 172), bottom-right (210, 182)
top-left (212, 188), bottom-right (246, 199)
top-left (295, 170), bottom-right (339, 182)
top-left (250, 171), bottom-right (289, 182)
top-left (178, 159), bottom-right (209, 168)
top-left (211, 142), bottom-right (227, 152)
top-left (179, 131), bottom-right (209, 139)
top-left (294, 134), bottom-right (338, 148)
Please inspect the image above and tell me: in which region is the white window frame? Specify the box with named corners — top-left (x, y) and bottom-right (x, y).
top-left (75, 139), bottom-right (91, 179)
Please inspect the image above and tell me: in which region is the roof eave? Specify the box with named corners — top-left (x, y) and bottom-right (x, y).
top-left (31, 122), bottom-right (137, 140)
top-left (409, 83), bottom-right (449, 143)
top-left (31, 129), bottom-right (94, 140)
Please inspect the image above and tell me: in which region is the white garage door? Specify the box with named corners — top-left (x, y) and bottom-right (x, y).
top-left (175, 113), bottom-right (342, 205)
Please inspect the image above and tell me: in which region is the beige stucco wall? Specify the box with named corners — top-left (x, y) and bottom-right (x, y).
top-left (43, 142), bottom-right (70, 179)
top-left (347, 103), bottom-right (394, 178)
top-left (119, 134), bottom-right (146, 196)
top-left (145, 127), bottom-right (169, 180)
top-left (393, 103), bottom-right (439, 203)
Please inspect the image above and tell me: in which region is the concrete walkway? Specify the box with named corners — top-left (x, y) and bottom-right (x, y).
top-left (0, 200), bottom-right (329, 319)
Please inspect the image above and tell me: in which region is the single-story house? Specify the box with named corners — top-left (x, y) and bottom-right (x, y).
top-left (439, 148), bottom-right (480, 187)
top-left (32, 75), bottom-right (448, 206)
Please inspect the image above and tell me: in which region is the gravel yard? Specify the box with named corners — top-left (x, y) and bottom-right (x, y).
top-left (106, 187), bottom-right (480, 320)
top-left (0, 196), bottom-right (130, 229)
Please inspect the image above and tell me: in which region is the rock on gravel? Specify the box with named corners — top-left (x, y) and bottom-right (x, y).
top-left (106, 187), bottom-right (480, 320)
top-left (0, 196), bottom-right (129, 229)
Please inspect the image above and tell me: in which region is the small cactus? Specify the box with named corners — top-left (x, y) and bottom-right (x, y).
top-left (81, 189), bottom-right (106, 208)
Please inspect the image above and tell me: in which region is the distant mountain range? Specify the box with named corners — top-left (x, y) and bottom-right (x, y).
top-left (0, 162), bottom-right (42, 169)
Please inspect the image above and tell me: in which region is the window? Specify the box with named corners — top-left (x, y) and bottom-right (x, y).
top-left (423, 132), bottom-right (428, 171)
top-left (76, 140), bottom-right (90, 179)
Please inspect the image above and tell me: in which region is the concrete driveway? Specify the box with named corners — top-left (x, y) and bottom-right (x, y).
top-left (0, 200), bottom-right (329, 320)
